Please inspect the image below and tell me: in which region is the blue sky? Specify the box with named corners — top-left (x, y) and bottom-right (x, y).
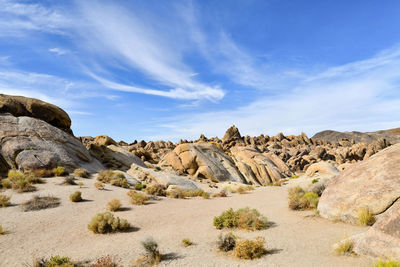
top-left (1, 0), bottom-right (400, 142)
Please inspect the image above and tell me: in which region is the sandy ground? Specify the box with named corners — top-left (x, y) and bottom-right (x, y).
top-left (0, 176), bottom-right (374, 267)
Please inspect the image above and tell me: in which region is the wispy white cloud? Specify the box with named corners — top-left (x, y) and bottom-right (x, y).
top-left (48, 47), bottom-right (68, 55)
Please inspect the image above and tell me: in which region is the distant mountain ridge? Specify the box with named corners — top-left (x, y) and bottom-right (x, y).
top-left (312, 128), bottom-right (400, 144)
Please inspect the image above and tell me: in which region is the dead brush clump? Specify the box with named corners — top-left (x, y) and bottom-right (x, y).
top-left (213, 207), bottom-right (268, 231)
top-left (91, 255), bottom-right (120, 267)
top-left (166, 188), bottom-right (186, 199)
top-left (7, 169), bottom-right (36, 193)
top-left (97, 170), bottom-right (129, 189)
top-left (127, 190), bottom-right (148, 205)
top-left (0, 194), bottom-right (11, 207)
top-left (29, 168), bottom-right (53, 178)
top-left (62, 176), bottom-right (77, 185)
top-left (107, 199), bottom-right (122, 212)
top-left (134, 237), bottom-right (162, 266)
top-left (73, 168), bottom-right (89, 178)
top-left (358, 207), bottom-right (376, 226)
top-left (288, 186), bottom-right (319, 210)
top-left (144, 184), bottom-right (166, 196)
top-left (217, 232), bottom-right (237, 252)
top-left (88, 212), bottom-right (130, 234)
top-left (234, 237), bottom-right (267, 260)
top-left (21, 195), bottom-right (60, 212)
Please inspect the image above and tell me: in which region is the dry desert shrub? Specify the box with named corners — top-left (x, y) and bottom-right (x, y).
top-left (91, 255), bottom-right (120, 267)
top-left (97, 170), bottom-right (129, 188)
top-left (73, 168), bottom-right (89, 178)
top-left (201, 191), bottom-right (210, 199)
top-left (31, 255), bottom-right (75, 267)
top-left (237, 186), bottom-right (247, 194)
top-left (166, 188), bottom-right (186, 199)
top-left (107, 199), bottom-right (122, 212)
top-left (145, 184), bottom-right (166, 196)
top-left (334, 239), bottom-right (354, 255)
top-left (30, 168), bottom-right (53, 178)
top-left (358, 207), bottom-right (376, 226)
top-left (217, 232), bottom-right (237, 252)
top-left (137, 237), bottom-right (161, 266)
top-left (374, 259), bottom-right (400, 267)
top-left (7, 169), bottom-right (36, 193)
top-left (181, 238), bottom-right (193, 247)
top-left (245, 185), bottom-right (255, 191)
top-left (127, 190), bottom-right (148, 205)
top-left (183, 189), bottom-right (204, 198)
top-left (288, 186), bottom-right (319, 210)
top-left (212, 190), bottom-right (227, 198)
top-left (94, 182), bottom-right (104, 190)
top-left (69, 191), bottom-right (82, 202)
top-left (88, 212), bottom-right (130, 234)
top-left (78, 181), bottom-right (84, 188)
top-left (1, 178), bottom-right (11, 189)
top-left (53, 166), bottom-right (68, 176)
top-left (0, 225), bottom-right (5, 235)
top-left (234, 237), bottom-right (267, 260)
top-left (62, 176), bottom-right (77, 185)
top-left (213, 207), bottom-right (268, 231)
top-left (21, 195), bottom-right (60, 212)
top-left (135, 183), bottom-right (147, 191)
top-left (0, 194), bottom-right (11, 207)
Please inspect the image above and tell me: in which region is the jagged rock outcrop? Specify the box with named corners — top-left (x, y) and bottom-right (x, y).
top-left (312, 128), bottom-right (400, 144)
top-left (222, 125), bottom-right (242, 143)
top-left (0, 94), bottom-right (72, 134)
top-left (160, 143), bottom-right (246, 183)
top-left (230, 146), bottom-right (292, 185)
top-left (0, 113), bottom-right (103, 173)
top-left (318, 143), bottom-right (400, 224)
top-left (350, 199), bottom-right (400, 259)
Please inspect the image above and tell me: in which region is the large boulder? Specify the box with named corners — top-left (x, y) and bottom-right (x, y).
top-left (230, 146), bottom-right (292, 185)
top-left (0, 113), bottom-right (102, 173)
top-left (318, 143), bottom-right (400, 224)
top-left (350, 199), bottom-right (400, 259)
top-left (0, 94), bottom-right (72, 134)
top-left (305, 161), bottom-right (339, 177)
top-left (160, 143), bottom-right (246, 183)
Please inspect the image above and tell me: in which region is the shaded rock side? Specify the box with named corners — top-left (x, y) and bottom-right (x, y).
top-left (230, 146), bottom-right (292, 185)
top-left (318, 143), bottom-right (400, 224)
top-left (160, 143), bottom-right (246, 183)
top-left (0, 94), bottom-right (72, 134)
top-left (0, 114), bottom-right (103, 173)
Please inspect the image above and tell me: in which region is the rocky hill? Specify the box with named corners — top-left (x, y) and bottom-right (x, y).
top-left (312, 128), bottom-right (400, 144)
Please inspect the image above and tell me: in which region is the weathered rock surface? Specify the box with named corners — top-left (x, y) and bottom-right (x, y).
top-left (0, 94), bottom-right (72, 134)
top-left (312, 128), bottom-right (400, 144)
top-left (350, 199), bottom-right (400, 259)
top-left (305, 161), bottom-right (339, 177)
top-left (231, 146), bottom-right (292, 185)
top-left (318, 143), bottom-right (400, 224)
top-left (161, 143), bottom-right (246, 183)
top-left (0, 113), bottom-right (102, 173)
top-left (127, 164), bottom-right (199, 190)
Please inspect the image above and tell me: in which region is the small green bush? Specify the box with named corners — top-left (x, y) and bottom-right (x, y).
top-left (375, 259), bottom-right (400, 267)
top-left (141, 237), bottom-right (161, 265)
top-left (69, 191), bottom-right (82, 202)
top-left (217, 232), bottom-right (236, 252)
top-left (201, 191), bottom-right (210, 199)
top-left (127, 190), bottom-right (148, 205)
top-left (312, 178), bottom-right (320, 184)
top-left (213, 207), bottom-right (268, 231)
top-left (288, 186), bottom-right (320, 210)
top-left (94, 182), bottom-right (104, 190)
top-left (145, 184), bottom-right (166, 196)
top-left (0, 194), bottom-right (11, 207)
top-left (7, 170), bottom-right (36, 193)
top-left (358, 207), bottom-right (376, 226)
top-left (88, 212), bottom-right (130, 234)
top-left (107, 198), bottom-right (122, 212)
top-left (46, 255), bottom-right (73, 267)
top-left (181, 238), bottom-right (193, 247)
top-left (73, 168), bottom-right (89, 178)
top-left (135, 183), bottom-right (147, 191)
top-left (53, 166), bottom-right (67, 176)
top-left (1, 179), bottom-right (11, 189)
top-left (234, 237), bottom-right (267, 260)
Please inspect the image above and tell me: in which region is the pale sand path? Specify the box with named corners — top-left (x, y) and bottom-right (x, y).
top-left (0, 176), bottom-right (374, 267)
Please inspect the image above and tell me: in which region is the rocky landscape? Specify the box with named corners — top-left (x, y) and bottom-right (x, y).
top-left (1, 93), bottom-right (400, 266)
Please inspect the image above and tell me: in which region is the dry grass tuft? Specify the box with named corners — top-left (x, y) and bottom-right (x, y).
top-left (145, 184), bottom-right (166, 196)
top-left (288, 186), bottom-right (319, 210)
top-left (88, 212), bottom-right (130, 234)
top-left (181, 238), bottom-right (193, 247)
top-left (107, 199), bottom-right (122, 212)
top-left (334, 239), bottom-right (354, 256)
top-left (0, 225), bottom-right (5, 235)
top-left (73, 168), bottom-right (89, 178)
top-left (69, 191), bottom-right (82, 202)
top-left (213, 207), bottom-right (268, 231)
top-left (234, 237), bottom-right (267, 260)
top-left (0, 194), bottom-right (11, 207)
top-left (358, 207), bottom-right (376, 226)
top-left (21, 195), bottom-right (60, 212)
top-left (127, 190), bottom-right (148, 205)
top-left (374, 259), bottom-right (400, 267)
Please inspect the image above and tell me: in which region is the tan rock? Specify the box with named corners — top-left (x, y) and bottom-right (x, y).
top-left (318, 143), bottom-right (400, 224)
top-left (93, 135), bottom-right (117, 146)
top-left (305, 161), bottom-right (339, 177)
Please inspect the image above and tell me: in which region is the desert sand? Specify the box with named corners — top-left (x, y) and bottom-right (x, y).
top-left (0, 176), bottom-right (373, 267)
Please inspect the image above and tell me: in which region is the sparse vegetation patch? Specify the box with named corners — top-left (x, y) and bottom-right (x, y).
top-left (234, 237), bottom-right (267, 260)
top-left (21, 195), bottom-right (60, 212)
top-left (127, 190), bottom-right (148, 205)
top-left (213, 207), bottom-right (268, 231)
top-left (145, 184), bottom-right (166, 196)
top-left (88, 212), bottom-right (130, 234)
top-left (358, 207), bottom-right (376, 226)
top-left (288, 186), bottom-right (319, 210)
top-left (0, 194), bottom-right (11, 207)
top-left (97, 170), bottom-right (129, 188)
